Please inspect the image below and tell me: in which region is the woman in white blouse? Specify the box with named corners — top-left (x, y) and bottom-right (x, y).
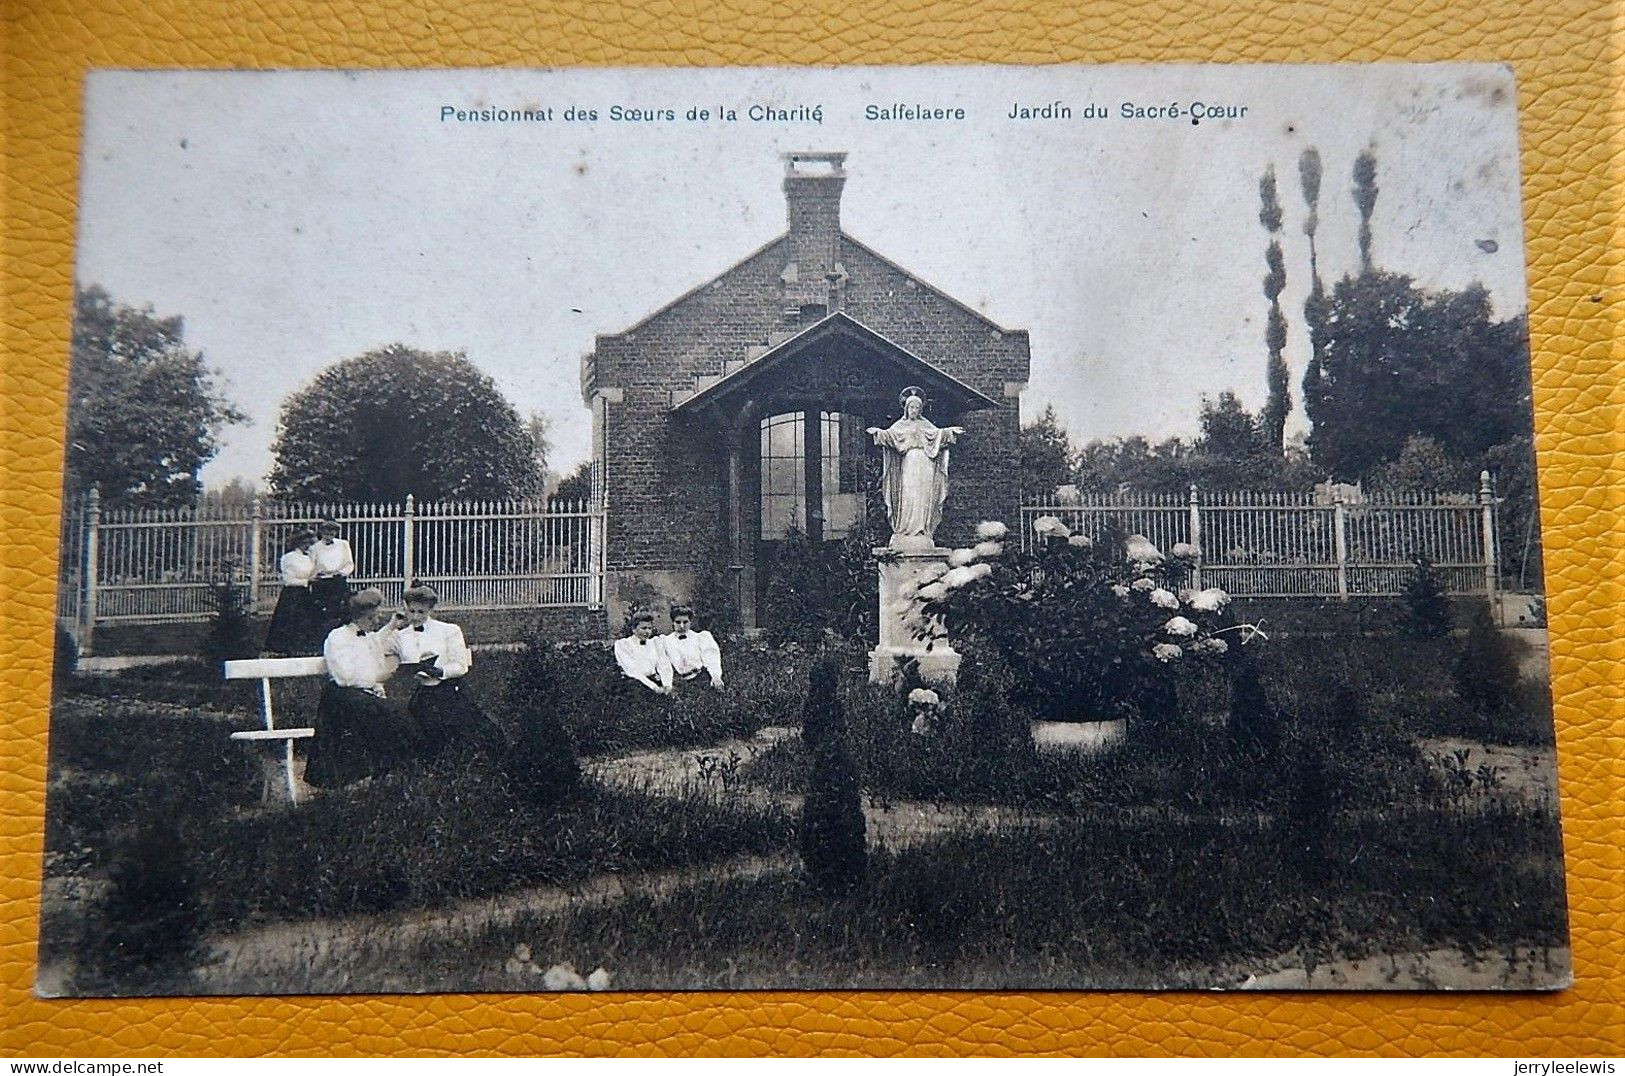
top-left (304, 587), bottom-right (418, 788)
top-left (262, 529), bottom-right (321, 656)
top-left (308, 516), bottom-right (356, 629)
top-left (660, 604), bottom-right (724, 692)
top-left (612, 610), bottom-right (674, 696)
top-left (395, 582), bottom-right (505, 760)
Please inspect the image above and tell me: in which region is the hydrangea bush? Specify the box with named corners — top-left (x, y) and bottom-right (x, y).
top-left (912, 517), bottom-right (1241, 725)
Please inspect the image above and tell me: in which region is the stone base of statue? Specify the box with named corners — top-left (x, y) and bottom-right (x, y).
top-left (868, 545), bottom-right (961, 685)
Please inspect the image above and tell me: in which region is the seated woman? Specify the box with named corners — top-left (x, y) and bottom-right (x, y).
top-left (394, 582), bottom-right (506, 760)
top-left (308, 516), bottom-right (356, 629)
top-left (660, 604), bottom-right (723, 692)
top-left (612, 610), bottom-right (674, 696)
top-left (262, 529), bottom-right (322, 656)
top-left (304, 588), bottom-right (419, 789)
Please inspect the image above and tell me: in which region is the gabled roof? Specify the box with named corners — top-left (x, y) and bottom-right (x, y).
top-left (602, 231), bottom-right (1023, 342)
top-left (671, 311), bottom-right (999, 416)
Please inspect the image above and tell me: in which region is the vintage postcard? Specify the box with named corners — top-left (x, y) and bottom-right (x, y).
top-left (40, 64), bottom-right (1567, 996)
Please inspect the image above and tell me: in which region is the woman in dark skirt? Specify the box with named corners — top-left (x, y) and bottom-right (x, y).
top-left (395, 582), bottom-right (506, 760)
top-left (262, 529), bottom-right (322, 656)
top-left (304, 588), bottom-right (420, 789)
top-left (308, 517), bottom-right (356, 629)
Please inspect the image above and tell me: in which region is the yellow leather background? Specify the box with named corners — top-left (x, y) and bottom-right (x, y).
top-left (2, 0), bottom-right (1620, 1057)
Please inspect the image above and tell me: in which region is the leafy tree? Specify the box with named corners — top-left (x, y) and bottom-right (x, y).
top-left (1197, 391), bottom-right (1263, 461)
top-left (1485, 435), bottom-right (1542, 587)
top-left (799, 657), bottom-right (867, 898)
top-left (1368, 435), bottom-right (1469, 493)
top-left (1302, 272), bottom-right (1531, 480)
top-left (524, 411), bottom-right (552, 487)
top-left (1072, 427), bottom-right (1316, 495)
top-left (1073, 435), bottom-right (1194, 494)
top-left (67, 285), bottom-right (246, 508)
top-left (550, 460), bottom-right (592, 504)
top-left (1258, 168), bottom-right (1291, 452)
top-left (269, 345), bottom-right (541, 502)
top-left (1019, 404), bottom-right (1076, 502)
top-left (199, 476), bottom-right (259, 511)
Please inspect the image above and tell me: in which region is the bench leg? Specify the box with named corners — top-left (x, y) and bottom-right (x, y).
top-left (284, 738), bottom-right (300, 805)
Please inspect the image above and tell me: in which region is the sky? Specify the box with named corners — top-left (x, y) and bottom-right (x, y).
top-left (73, 64), bottom-right (1530, 489)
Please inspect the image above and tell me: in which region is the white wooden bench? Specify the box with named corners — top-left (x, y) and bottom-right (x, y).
top-left (223, 656), bottom-right (326, 805)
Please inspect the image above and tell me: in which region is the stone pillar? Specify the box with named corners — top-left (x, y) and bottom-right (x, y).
top-left (867, 546), bottom-right (961, 685)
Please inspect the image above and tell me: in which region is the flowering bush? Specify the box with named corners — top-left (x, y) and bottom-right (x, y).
top-left (910, 523), bottom-right (1241, 724)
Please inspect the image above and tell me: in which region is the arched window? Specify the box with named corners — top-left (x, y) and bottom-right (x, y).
top-left (760, 410), bottom-right (864, 541)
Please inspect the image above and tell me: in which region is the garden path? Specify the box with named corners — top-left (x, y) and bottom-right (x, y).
top-left (588, 725), bottom-right (1065, 850)
top-left (198, 851), bottom-right (799, 993)
top-left (198, 725), bottom-right (1057, 992)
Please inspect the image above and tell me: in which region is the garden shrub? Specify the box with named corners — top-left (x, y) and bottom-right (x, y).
top-left (1400, 554), bottom-right (1454, 640)
top-left (760, 522), bottom-right (883, 648)
top-left (1226, 652), bottom-right (1280, 759)
top-left (799, 657), bottom-right (867, 898)
top-left (496, 640), bottom-right (789, 756)
top-left (502, 636), bottom-right (582, 805)
top-left (200, 577), bottom-right (257, 667)
top-left (916, 518), bottom-right (1235, 729)
top-left (53, 623), bottom-right (79, 686)
top-left (1454, 599), bottom-right (1522, 719)
top-left (88, 819), bottom-right (206, 987)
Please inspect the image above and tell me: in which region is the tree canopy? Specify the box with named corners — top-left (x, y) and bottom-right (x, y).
top-left (1302, 271), bottom-right (1531, 481)
top-left (67, 285), bottom-right (246, 508)
top-left (269, 345), bottom-right (542, 502)
top-left (1019, 405), bottom-right (1076, 502)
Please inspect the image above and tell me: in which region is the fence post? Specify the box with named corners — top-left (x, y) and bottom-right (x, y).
top-left (1479, 470), bottom-right (1499, 613)
top-left (248, 495), bottom-right (263, 610)
top-left (1188, 483), bottom-right (1203, 591)
top-left (591, 504), bottom-right (607, 610)
top-left (402, 494), bottom-right (416, 589)
top-left (1332, 489), bottom-right (1349, 601)
top-left (80, 486), bottom-right (101, 655)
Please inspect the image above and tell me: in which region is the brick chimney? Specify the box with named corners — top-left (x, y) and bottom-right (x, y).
top-left (780, 151), bottom-right (848, 316)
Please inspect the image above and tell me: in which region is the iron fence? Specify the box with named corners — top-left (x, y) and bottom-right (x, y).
top-left (59, 492), bottom-right (605, 643)
top-left (1020, 475), bottom-right (1500, 600)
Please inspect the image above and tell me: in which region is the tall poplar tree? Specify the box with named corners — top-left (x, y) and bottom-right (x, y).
top-left (1298, 148), bottom-right (1330, 437)
top-left (1353, 147), bottom-right (1380, 272)
top-left (1258, 167), bottom-right (1290, 453)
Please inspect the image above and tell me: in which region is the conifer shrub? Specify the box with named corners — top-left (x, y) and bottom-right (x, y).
top-left (502, 635), bottom-right (582, 805)
top-left (199, 570), bottom-right (256, 668)
top-left (53, 623), bottom-right (79, 686)
top-left (1400, 554), bottom-right (1454, 640)
top-left (1453, 599), bottom-right (1521, 719)
top-left (1226, 652), bottom-right (1280, 759)
top-left (799, 656), bottom-right (867, 898)
top-left (90, 821), bottom-right (205, 987)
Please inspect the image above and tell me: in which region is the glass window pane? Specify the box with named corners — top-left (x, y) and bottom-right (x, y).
top-left (767, 414), bottom-right (801, 457)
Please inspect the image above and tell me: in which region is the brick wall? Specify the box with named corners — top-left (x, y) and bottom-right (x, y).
top-left (581, 164), bottom-right (1032, 615)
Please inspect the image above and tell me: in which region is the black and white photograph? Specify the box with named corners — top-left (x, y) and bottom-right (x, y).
top-left (40, 63), bottom-right (1568, 996)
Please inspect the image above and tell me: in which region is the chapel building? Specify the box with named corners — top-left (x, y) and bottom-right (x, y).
top-left (580, 151), bottom-right (1031, 630)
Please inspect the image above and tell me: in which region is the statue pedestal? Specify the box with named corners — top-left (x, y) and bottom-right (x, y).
top-left (868, 546), bottom-right (961, 685)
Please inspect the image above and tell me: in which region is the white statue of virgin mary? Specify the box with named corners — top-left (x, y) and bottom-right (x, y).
top-left (867, 387), bottom-right (965, 548)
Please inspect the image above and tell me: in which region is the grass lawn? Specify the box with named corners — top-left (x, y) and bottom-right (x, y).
top-left (40, 688), bottom-right (795, 996)
top-left (413, 796), bottom-right (1566, 991)
top-left (63, 641), bottom-right (808, 756)
top-left (41, 614), bottom-right (1567, 995)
